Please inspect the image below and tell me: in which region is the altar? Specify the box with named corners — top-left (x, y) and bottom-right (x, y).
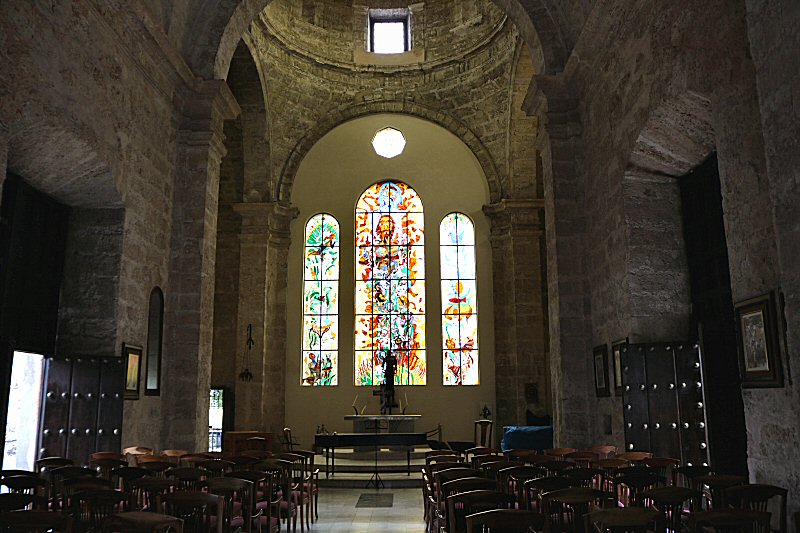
top-left (344, 414), bottom-right (421, 434)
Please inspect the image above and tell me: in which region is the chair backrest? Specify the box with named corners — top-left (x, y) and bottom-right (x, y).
top-left (165, 466), bottom-right (209, 490)
top-left (474, 420), bottom-right (493, 447)
top-left (0, 475), bottom-right (48, 498)
top-left (695, 475), bottom-right (747, 509)
top-left (90, 457), bottom-right (128, 479)
top-left (615, 452), bottom-right (653, 464)
top-left (447, 489), bottom-right (515, 533)
top-left (496, 466), bottom-right (548, 498)
top-left (544, 448), bottom-right (578, 460)
top-left (227, 468), bottom-right (275, 528)
top-left (160, 449), bottom-right (189, 463)
top-left (0, 510), bottom-right (74, 532)
top-left (673, 465), bottom-right (712, 489)
top-left (541, 487), bottom-right (607, 533)
top-left (466, 509), bottom-right (545, 533)
top-left (90, 452), bottom-right (126, 461)
top-left (71, 489), bottom-right (133, 529)
top-left (110, 466), bottom-right (153, 492)
top-left (523, 476), bottom-right (575, 511)
top-left (641, 486), bottom-right (701, 530)
top-left (726, 484), bottom-right (788, 533)
top-left (35, 456), bottom-right (73, 474)
top-left (0, 493), bottom-right (48, 511)
top-left (585, 507), bottom-right (660, 533)
top-left (441, 477), bottom-right (498, 501)
top-left (160, 491), bottom-right (223, 533)
top-left (130, 477), bottom-right (175, 511)
top-left (282, 427), bottom-right (298, 452)
top-left (563, 467), bottom-right (605, 489)
top-left (204, 477), bottom-right (255, 533)
top-left (688, 509), bottom-right (772, 533)
top-left (566, 452), bottom-right (599, 467)
top-left (614, 471), bottom-right (665, 506)
top-left (586, 445), bottom-right (618, 459)
top-left (196, 459), bottom-right (235, 478)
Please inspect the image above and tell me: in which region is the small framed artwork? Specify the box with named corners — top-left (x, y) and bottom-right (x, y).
top-left (123, 343), bottom-right (143, 400)
top-left (611, 338), bottom-right (628, 397)
top-left (593, 344), bottom-right (610, 397)
top-left (734, 292), bottom-right (784, 388)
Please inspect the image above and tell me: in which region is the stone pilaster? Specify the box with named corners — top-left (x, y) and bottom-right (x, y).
top-left (163, 80), bottom-right (240, 451)
top-left (525, 74), bottom-right (594, 447)
top-left (261, 203), bottom-right (298, 437)
top-left (483, 199), bottom-right (548, 440)
top-left (230, 202), bottom-right (271, 431)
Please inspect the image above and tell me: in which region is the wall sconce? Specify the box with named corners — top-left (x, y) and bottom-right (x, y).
top-left (238, 323), bottom-right (255, 382)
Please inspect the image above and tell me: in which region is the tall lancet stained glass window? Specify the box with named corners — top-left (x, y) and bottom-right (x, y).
top-left (440, 213), bottom-right (479, 385)
top-left (355, 181), bottom-right (426, 386)
top-left (302, 214), bottom-right (340, 386)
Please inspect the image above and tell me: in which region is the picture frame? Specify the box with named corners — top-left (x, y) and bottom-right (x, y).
top-left (593, 344), bottom-right (610, 397)
top-left (734, 292), bottom-right (784, 388)
top-left (611, 338), bottom-right (628, 397)
top-left (123, 343), bottom-right (143, 400)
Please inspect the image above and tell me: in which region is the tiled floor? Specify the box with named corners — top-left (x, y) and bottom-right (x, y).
top-left (304, 487), bottom-right (427, 532)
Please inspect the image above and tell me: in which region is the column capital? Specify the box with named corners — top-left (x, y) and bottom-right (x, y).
top-left (179, 79), bottom-right (241, 160)
top-left (483, 198), bottom-right (545, 236)
top-left (524, 74), bottom-right (582, 140)
top-left (232, 201), bottom-right (299, 244)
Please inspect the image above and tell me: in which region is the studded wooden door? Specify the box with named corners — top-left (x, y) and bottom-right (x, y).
top-left (621, 342), bottom-right (710, 466)
top-left (38, 356), bottom-right (124, 465)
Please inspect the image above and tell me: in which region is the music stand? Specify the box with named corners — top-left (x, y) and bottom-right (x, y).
top-left (366, 418), bottom-right (386, 489)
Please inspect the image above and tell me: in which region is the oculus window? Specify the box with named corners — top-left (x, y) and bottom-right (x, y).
top-left (369, 9), bottom-right (410, 53)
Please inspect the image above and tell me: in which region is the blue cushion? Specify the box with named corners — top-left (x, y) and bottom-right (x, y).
top-left (501, 425), bottom-right (554, 452)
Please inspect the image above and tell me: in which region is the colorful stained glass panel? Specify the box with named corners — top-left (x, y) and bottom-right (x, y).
top-left (302, 214), bottom-right (339, 386)
top-left (440, 213), bottom-right (479, 385)
top-left (354, 181), bottom-right (426, 386)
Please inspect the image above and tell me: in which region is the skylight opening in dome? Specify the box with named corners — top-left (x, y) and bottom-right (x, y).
top-left (372, 127), bottom-right (406, 158)
top-left (372, 21), bottom-right (407, 53)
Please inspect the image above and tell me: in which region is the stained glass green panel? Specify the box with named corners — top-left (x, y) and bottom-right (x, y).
top-left (302, 214), bottom-right (339, 386)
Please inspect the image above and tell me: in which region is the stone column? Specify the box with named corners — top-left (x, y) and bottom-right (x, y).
top-left (483, 199), bottom-right (548, 439)
top-left (525, 74), bottom-right (594, 447)
top-left (261, 203), bottom-right (298, 437)
top-left (230, 202), bottom-right (271, 431)
top-left (163, 80), bottom-right (239, 451)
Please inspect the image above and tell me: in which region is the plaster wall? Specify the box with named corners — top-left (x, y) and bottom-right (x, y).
top-left (285, 114), bottom-right (496, 448)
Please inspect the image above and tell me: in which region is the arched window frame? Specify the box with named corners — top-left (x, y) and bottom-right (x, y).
top-left (301, 213), bottom-right (340, 386)
top-left (354, 180), bottom-right (427, 386)
top-left (440, 212), bottom-right (479, 385)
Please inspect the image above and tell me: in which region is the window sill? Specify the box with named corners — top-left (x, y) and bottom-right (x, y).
top-left (353, 47), bottom-right (426, 67)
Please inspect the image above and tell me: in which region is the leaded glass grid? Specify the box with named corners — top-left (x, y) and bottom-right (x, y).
top-left (355, 181), bottom-right (426, 386)
top-left (440, 213), bottom-right (479, 385)
top-left (302, 213), bottom-right (339, 386)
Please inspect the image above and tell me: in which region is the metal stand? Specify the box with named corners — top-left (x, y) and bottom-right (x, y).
top-left (365, 420), bottom-right (385, 489)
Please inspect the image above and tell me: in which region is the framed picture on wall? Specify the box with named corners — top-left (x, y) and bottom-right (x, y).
top-left (593, 344), bottom-right (610, 397)
top-left (611, 338), bottom-right (628, 396)
top-left (123, 343), bottom-right (143, 400)
top-left (735, 292), bottom-right (784, 388)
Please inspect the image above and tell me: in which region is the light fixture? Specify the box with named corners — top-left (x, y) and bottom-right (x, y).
top-left (372, 127), bottom-right (406, 158)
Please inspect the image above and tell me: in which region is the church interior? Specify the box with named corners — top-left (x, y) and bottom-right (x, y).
top-left (1, 0), bottom-right (799, 530)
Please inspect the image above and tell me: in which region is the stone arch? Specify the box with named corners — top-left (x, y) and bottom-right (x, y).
top-left (182, 0), bottom-right (567, 80)
top-left (274, 101), bottom-right (503, 204)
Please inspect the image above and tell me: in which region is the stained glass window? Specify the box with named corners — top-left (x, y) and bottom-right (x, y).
top-left (302, 214), bottom-right (340, 386)
top-left (440, 213), bottom-right (479, 385)
top-left (355, 181), bottom-right (426, 386)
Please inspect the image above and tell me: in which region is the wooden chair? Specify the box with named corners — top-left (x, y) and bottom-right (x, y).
top-left (0, 469), bottom-right (37, 479)
top-left (256, 458), bottom-right (297, 533)
top-left (496, 465), bottom-right (547, 503)
top-left (615, 452), bottom-right (653, 464)
top-left (0, 474), bottom-right (48, 498)
top-left (563, 467), bottom-right (604, 489)
top-left (91, 457), bottom-right (128, 480)
top-left (429, 468), bottom-right (482, 529)
top-left (474, 420), bottom-right (493, 448)
top-left (642, 458), bottom-right (680, 483)
top-left (46, 465), bottom-right (99, 511)
top-left (566, 452), bottom-right (599, 468)
top-left (695, 475), bottom-right (747, 510)
top-left (71, 489), bottom-right (133, 531)
top-left (111, 466), bottom-right (153, 493)
top-left (100, 510), bottom-right (184, 533)
top-left (482, 460), bottom-right (524, 481)
top-left (62, 477), bottom-right (114, 513)
top-left (160, 491), bottom-right (223, 533)
top-left (124, 447), bottom-right (155, 466)
top-left (592, 459), bottom-right (629, 493)
top-left (541, 487), bottom-right (609, 533)
top-left (227, 470), bottom-right (279, 533)
top-left (240, 449), bottom-right (274, 460)
top-left (293, 450), bottom-right (319, 523)
top-left (466, 509), bottom-right (545, 533)
top-left (446, 489), bottom-right (515, 533)
top-left (642, 486), bottom-right (701, 532)
top-left (165, 467), bottom-right (208, 491)
top-left (136, 456), bottom-right (174, 478)
top-left (281, 428), bottom-right (298, 453)
top-left (0, 493), bottom-right (48, 511)
top-left (204, 477), bottom-right (259, 533)
top-left (130, 477), bottom-right (175, 512)
top-left (613, 471), bottom-right (665, 507)
top-left (586, 445), bottom-right (618, 459)
top-left (726, 484), bottom-right (788, 533)
top-left (160, 449), bottom-right (189, 464)
top-left (0, 510), bottom-right (74, 532)
top-left (274, 453), bottom-right (311, 531)
top-left (540, 460), bottom-right (575, 477)
top-left (196, 459), bottom-right (235, 479)
top-left (35, 456), bottom-right (73, 474)
top-left (522, 476), bottom-right (574, 512)
top-left (688, 509), bottom-right (771, 533)
top-left (585, 507), bottom-right (661, 533)
top-left (544, 448), bottom-right (578, 461)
